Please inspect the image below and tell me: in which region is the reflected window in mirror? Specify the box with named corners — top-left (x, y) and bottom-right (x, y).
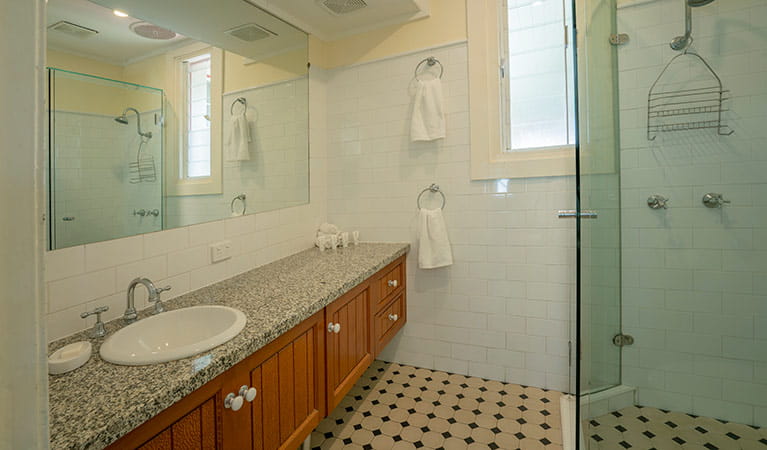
top-left (183, 53), bottom-right (212, 179)
top-left (167, 45), bottom-right (223, 196)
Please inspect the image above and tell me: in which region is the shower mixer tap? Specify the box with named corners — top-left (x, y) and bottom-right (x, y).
top-left (647, 195), bottom-right (670, 210)
top-left (702, 193), bottom-right (730, 208)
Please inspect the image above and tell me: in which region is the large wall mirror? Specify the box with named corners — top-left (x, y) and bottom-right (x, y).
top-left (46, 0), bottom-right (309, 249)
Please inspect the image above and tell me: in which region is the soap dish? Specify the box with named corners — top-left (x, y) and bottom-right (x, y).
top-left (48, 341), bottom-right (92, 375)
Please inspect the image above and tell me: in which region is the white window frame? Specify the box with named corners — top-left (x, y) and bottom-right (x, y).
top-left (165, 43), bottom-right (223, 196)
top-left (468, 0), bottom-right (575, 180)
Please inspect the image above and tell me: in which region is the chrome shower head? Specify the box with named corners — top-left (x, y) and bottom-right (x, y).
top-left (688, 0), bottom-right (715, 6)
top-left (115, 107), bottom-right (152, 139)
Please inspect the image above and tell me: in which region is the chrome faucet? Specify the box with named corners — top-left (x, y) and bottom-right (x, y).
top-left (124, 278), bottom-right (170, 324)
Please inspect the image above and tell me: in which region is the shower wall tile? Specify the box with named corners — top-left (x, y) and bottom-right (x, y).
top-left (325, 42), bottom-right (575, 392)
top-left (617, 0), bottom-right (767, 426)
top-left (43, 69), bottom-right (329, 341)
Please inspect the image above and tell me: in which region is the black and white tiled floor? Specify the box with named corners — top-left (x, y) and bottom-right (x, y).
top-left (587, 405), bottom-right (767, 450)
top-left (311, 360), bottom-right (564, 450)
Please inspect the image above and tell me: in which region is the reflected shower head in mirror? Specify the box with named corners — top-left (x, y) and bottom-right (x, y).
top-left (670, 0), bottom-right (715, 51)
top-left (114, 107), bottom-right (152, 139)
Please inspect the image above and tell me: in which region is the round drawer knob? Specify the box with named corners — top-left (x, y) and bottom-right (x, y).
top-left (333, 323), bottom-right (341, 333)
top-left (388, 314), bottom-right (399, 322)
top-left (388, 279), bottom-right (398, 287)
top-left (240, 385), bottom-right (257, 402)
top-left (225, 393), bottom-right (244, 411)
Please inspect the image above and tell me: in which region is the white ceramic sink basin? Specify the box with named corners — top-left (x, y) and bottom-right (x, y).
top-left (100, 306), bottom-right (246, 366)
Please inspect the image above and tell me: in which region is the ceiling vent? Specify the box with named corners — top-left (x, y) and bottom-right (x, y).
top-left (225, 24), bottom-right (277, 42)
top-left (130, 22), bottom-right (177, 40)
top-left (48, 21), bottom-right (98, 39)
top-left (316, 0), bottom-right (368, 16)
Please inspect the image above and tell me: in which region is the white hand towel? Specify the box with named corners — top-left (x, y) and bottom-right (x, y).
top-left (411, 78), bottom-right (446, 142)
top-left (418, 208), bottom-right (453, 269)
top-left (227, 111), bottom-right (251, 161)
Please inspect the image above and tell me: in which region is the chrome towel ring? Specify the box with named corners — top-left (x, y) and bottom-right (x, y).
top-left (417, 184), bottom-right (446, 210)
top-left (414, 56), bottom-right (444, 81)
top-left (230, 97), bottom-right (246, 115)
top-left (230, 193), bottom-right (246, 216)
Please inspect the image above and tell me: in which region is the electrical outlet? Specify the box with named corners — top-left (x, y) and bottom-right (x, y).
top-left (210, 240), bottom-right (232, 263)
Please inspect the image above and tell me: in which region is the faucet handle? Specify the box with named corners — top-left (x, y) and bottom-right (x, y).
top-left (150, 285), bottom-right (171, 315)
top-left (81, 305), bottom-right (108, 319)
top-left (156, 285), bottom-right (172, 295)
top-left (81, 306), bottom-right (109, 338)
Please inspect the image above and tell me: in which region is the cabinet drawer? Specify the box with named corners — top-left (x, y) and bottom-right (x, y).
top-left (377, 260), bottom-right (404, 307)
top-left (374, 291), bottom-right (406, 356)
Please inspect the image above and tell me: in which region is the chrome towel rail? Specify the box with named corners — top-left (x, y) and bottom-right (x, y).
top-left (417, 184), bottom-right (446, 210)
top-left (414, 56), bottom-right (444, 81)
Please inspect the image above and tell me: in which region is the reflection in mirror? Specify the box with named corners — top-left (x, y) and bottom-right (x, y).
top-left (46, 0), bottom-right (309, 250)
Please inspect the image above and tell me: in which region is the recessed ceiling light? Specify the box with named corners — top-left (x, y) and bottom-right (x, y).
top-left (113, 10), bottom-right (129, 18)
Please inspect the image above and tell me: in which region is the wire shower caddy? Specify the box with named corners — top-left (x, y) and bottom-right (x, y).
top-left (647, 51), bottom-right (734, 140)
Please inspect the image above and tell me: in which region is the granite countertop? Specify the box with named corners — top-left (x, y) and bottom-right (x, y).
top-left (48, 243), bottom-right (409, 450)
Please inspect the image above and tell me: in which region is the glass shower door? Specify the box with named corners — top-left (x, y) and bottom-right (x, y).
top-left (574, 0), bottom-right (622, 423)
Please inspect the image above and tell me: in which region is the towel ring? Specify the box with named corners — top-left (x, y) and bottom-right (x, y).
top-left (414, 57), bottom-right (444, 81)
top-left (230, 97), bottom-right (246, 115)
top-left (417, 184), bottom-right (446, 210)
top-left (230, 193), bottom-right (246, 215)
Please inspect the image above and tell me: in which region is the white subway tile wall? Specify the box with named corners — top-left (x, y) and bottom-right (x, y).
top-left (166, 77), bottom-right (309, 228)
top-left (325, 43), bottom-right (575, 392)
top-left (617, 0), bottom-right (767, 426)
top-left (44, 69), bottom-right (328, 342)
top-left (51, 111), bottom-right (162, 248)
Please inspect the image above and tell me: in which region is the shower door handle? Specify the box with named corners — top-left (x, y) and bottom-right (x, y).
top-left (558, 210), bottom-right (598, 219)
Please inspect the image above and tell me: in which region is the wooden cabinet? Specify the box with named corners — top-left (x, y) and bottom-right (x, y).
top-left (376, 260), bottom-right (404, 309)
top-left (247, 316), bottom-right (325, 450)
top-left (374, 291), bottom-right (406, 356)
top-left (108, 375), bottom-right (224, 449)
top-left (108, 256), bottom-right (406, 450)
top-left (325, 282), bottom-right (373, 412)
top-left (136, 397), bottom-right (217, 450)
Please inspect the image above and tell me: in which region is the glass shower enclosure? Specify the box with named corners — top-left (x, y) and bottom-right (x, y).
top-left (577, 0), bottom-right (767, 447)
top-left (47, 68), bottom-right (164, 249)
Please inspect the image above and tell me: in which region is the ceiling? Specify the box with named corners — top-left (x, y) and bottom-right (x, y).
top-left (247, 0), bottom-right (431, 41)
top-left (47, 0), bottom-right (189, 66)
top-left (90, 0), bottom-right (308, 62)
top-left (48, 0), bottom-right (431, 66)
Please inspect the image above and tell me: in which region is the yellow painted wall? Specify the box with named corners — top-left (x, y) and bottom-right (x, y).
top-left (47, 0), bottom-right (467, 112)
top-left (224, 48), bottom-right (307, 93)
top-left (47, 50), bottom-right (163, 115)
top-left (317, 0), bottom-right (467, 69)
top-left (123, 54), bottom-right (166, 91)
top-left (47, 49), bottom-right (123, 79)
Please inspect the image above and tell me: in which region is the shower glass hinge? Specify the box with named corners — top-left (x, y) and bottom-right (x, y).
top-left (612, 333), bottom-right (634, 347)
top-left (609, 33), bottom-right (630, 46)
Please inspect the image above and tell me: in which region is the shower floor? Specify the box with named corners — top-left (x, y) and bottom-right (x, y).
top-left (586, 405), bottom-right (766, 449)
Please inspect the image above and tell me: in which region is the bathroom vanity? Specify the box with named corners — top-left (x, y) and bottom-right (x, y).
top-left (48, 243), bottom-right (408, 449)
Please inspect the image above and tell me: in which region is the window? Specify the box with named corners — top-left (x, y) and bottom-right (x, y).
top-left (165, 44), bottom-right (222, 196)
top-left (500, 0), bottom-right (575, 152)
top-left (183, 54), bottom-right (212, 178)
top-left (468, 0), bottom-right (576, 180)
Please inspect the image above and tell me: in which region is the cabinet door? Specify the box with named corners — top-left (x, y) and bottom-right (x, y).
top-left (136, 398), bottom-right (217, 450)
top-left (109, 381), bottom-right (224, 450)
top-left (326, 283), bottom-right (373, 411)
top-left (249, 313), bottom-right (325, 450)
top-left (373, 290), bottom-right (407, 357)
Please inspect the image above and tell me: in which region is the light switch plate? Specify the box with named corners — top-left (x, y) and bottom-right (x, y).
top-left (210, 240), bottom-right (232, 263)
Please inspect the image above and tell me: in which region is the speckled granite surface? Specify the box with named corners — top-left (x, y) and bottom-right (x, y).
top-left (48, 243), bottom-right (409, 450)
